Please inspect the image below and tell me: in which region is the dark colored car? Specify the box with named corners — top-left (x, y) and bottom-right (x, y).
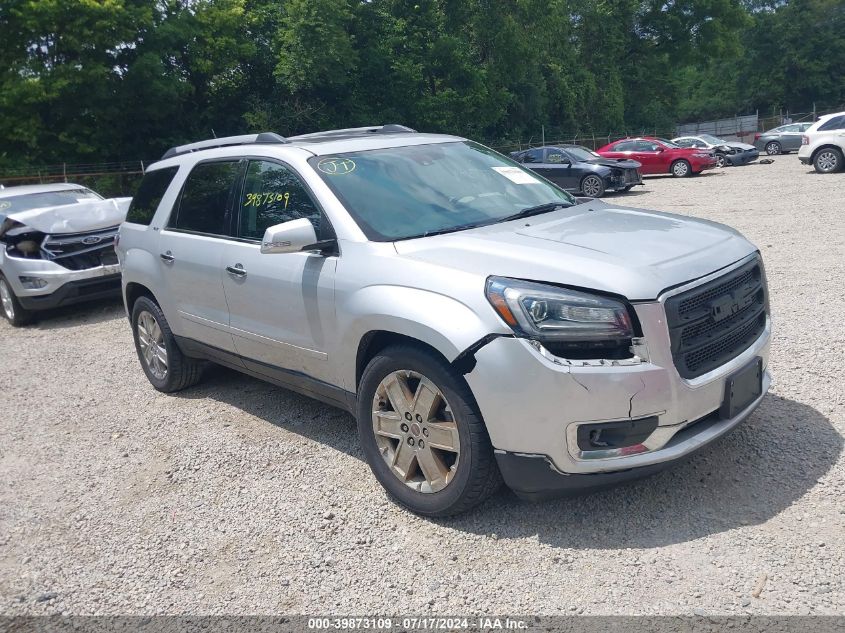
top-left (753, 123), bottom-right (812, 155)
top-left (596, 137), bottom-right (717, 177)
top-left (510, 145), bottom-right (643, 197)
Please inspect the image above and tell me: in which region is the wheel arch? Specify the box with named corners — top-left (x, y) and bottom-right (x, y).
top-left (811, 144), bottom-right (843, 161)
top-left (342, 286), bottom-right (509, 391)
top-left (124, 281), bottom-right (159, 314)
top-left (356, 331), bottom-right (451, 390)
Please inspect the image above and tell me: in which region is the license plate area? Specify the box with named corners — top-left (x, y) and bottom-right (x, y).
top-left (720, 357), bottom-right (763, 419)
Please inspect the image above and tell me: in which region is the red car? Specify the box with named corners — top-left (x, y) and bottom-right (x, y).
top-left (596, 137), bottom-right (717, 177)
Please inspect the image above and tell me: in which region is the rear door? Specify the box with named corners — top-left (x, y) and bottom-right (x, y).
top-left (221, 158), bottom-right (338, 384)
top-left (631, 140), bottom-right (665, 174)
top-left (779, 124), bottom-right (803, 150)
top-left (158, 159), bottom-right (242, 354)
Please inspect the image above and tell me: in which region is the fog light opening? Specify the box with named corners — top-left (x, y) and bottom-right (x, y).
top-left (19, 276), bottom-right (48, 289)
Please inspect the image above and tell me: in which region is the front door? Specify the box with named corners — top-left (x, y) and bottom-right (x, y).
top-left (221, 159), bottom-right (338, 384)
top-left (158, 159), bottom-right (242, 354)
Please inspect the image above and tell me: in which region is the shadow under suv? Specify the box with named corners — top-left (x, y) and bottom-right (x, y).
top-left (117, 126), bottom-right (772, 516)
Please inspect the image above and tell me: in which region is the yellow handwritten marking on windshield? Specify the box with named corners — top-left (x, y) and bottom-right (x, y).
top-left (317, 157), bottom-right (356, 175)
top-left (245, 192), bottom-right (290, 209)
top-left (0, 201), bottom-right (10, 211)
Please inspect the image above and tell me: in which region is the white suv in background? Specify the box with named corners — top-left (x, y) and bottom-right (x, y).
top-left (799, 111), bottom-right (845, 173)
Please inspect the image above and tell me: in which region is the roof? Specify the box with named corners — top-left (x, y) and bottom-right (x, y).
top-left (158, 125), bottom-right (464, 161)
top-left (0, 183), bottom-right (89, 199)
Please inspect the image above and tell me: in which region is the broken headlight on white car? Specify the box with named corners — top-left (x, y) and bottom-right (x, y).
top-left (485, 276), bottom-right (636, 359)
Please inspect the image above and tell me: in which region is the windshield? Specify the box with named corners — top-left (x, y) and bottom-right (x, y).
top-left (655, 138), bottom-right (680, 148)
top-left (309, 141), bottom-right (574, 241)
top-left (563, 146), bottom-right (602, 162)
top-left (0, 188), bottom-right (101, 215)
top-left (699, 134), bottom-right (724, 145)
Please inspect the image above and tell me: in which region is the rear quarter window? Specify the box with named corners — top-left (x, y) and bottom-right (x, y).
top-left (818, 116), bottom-right (845, 131)
top-left (126, 167), bottom-right (179, 225)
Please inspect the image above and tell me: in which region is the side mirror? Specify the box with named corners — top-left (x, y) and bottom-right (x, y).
top-left (260, 218), bottom-right (317, 254)
top-left (655, 147), bottom-right (665, 152)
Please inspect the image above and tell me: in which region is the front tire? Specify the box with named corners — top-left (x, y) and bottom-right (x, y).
top-left (131, 296), bottom-right (204, 392)
top-left (0, 275), bottom-right (34, 327)
top-left (671, 160), bottom-right (691, 177)
top-left (715, 153), bottom-right (727, 168)
top-left (357, 344), bottom-right (502, 516)
top-left (765, 141), bottom-right (782, 156)
top-left (813, 147), bottom-right (843, 174)
top-left (580, 174), bottom-right (605, 198)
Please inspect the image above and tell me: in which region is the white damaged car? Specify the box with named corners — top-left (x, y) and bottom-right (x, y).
top-left (0, 183), bottom-right (130, 325)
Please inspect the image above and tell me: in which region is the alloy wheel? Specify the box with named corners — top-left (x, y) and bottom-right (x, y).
top-left (0, 279), bottom-right (15, 320)
top-left (716, 154), bottom-right (726, 168)
top-left (582, 175), bottom-right (603, 197)
top-left (137, 310), bottom-right (168, 380)
top-left (765, 142), bottom-right (781, 155)
top-left (371, 370), bottom-right (460, 493)
top-left (672, 161), bottom-right (689, 177)
top-left (816, 150), bottom-right (839, 173)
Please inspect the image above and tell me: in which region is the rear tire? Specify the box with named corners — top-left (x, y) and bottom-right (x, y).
top-left (580, 174), bottom-right (605, 198)
top-left (357, 344), bottom-right (502, 516)
top-left (813, 147), bottom-right (843, 174)
top-left (765, 141), bottom-right (782, 156)
top-left (0, 275), bottom-right (34, 327)
top-left (131, 296), bottom-right (204, 392)
top-left (670, 160), bottom-right (692, 177)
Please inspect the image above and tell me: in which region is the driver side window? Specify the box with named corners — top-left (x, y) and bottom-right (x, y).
top-left (237, 160), bottom-right (330, 241)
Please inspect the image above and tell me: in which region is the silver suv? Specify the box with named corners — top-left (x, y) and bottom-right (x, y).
top-left (117, 126), bottom-right (772, 516)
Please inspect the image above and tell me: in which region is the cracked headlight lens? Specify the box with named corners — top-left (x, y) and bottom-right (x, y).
top-left (485, 276), bottom-right (634, 342)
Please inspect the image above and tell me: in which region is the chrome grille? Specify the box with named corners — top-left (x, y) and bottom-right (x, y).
top-left (41, 227), bottom-right (119, 270)
top-left (664, 257), bottom-right (768, 379)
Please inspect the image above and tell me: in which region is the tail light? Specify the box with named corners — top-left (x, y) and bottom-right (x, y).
top-left (754, 133), bottom-right (761, 141)
top-left (801, 135), bottom-right (809, 145)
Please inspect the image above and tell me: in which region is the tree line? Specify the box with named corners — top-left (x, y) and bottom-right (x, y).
top-left (1, 0), bottom-right (843, 168)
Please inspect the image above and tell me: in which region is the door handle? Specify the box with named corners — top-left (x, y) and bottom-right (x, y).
top-left (226, 264), bottom-right (247, 278)
top-left (160, 252), bottom-right (175, 264)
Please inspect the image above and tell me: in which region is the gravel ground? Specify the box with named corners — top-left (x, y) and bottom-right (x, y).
top-left (1, 155), bottom-right (843, 616)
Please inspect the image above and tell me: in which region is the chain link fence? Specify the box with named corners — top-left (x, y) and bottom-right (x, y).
top-left (3, 105), bottom-right (842, 193)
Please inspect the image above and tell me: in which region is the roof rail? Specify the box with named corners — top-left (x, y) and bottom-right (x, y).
top-left (288, 124), bottom-right (417, 142)
top-left (161, 132), bottom-right (288, 160)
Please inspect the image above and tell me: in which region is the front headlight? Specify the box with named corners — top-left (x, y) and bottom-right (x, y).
top-left (485, 276), bottom-right (634, 342)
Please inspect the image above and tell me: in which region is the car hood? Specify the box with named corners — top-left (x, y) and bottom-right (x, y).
top-left (726, 141), bottom-right (756, 151)
top-left (393, 201), bottom-right (756, 301)
top-left (0, 197), bottom-right (131, 237)
top-left (582, 157), bottom-right (642, 169)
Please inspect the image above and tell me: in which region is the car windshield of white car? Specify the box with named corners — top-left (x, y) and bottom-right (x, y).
top-left (699, 134), bottom-right (723, 145)
top-left (0, 189), bottom-right (101, 214)
top-left (309, 141), bottom-right (575, 241)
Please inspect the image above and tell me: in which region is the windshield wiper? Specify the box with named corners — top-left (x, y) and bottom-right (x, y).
top-left (497, 202), bottom-right (570, 224)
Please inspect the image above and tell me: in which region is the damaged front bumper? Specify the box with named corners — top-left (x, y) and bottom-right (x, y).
top-left (1, 253), bottom-right (121, 310)
top-left (464, 301), bottom-right (771, 497)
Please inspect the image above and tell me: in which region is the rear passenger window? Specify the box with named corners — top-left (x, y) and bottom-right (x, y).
top-left (237, 160), bottom-right (327, 240)
top-left (126, 167), bottom-right (179, 225)
top-left (170, 160), bottom-right (241, 235)
top-left (819, 116), bottom-right (845, 131)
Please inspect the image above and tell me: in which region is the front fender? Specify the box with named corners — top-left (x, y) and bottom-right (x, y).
top-left (337, 285), bottom-right (509, 390)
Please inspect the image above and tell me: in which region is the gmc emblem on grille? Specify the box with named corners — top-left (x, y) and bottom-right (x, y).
top-left (711, 293), bottom-right (750, 322)
top-left (81, 236), bottom-right (103, 245)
